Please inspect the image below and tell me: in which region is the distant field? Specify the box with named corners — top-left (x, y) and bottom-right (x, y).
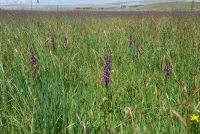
top-left (69, 2), bottom-right (200, 11)
top-left (1, 11), bottom-right (200, 133)
top-left (100, 2), bottom-right (200, 11)
top-left (1, 10), bottom-right (200, 18)
top-left (135, 2), bottom-right (200, 11)
top-left (1, 2), bottom-right (200, 11)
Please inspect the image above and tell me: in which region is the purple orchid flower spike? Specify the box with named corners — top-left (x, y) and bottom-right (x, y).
top-left (30, 48), bottom-right (37, 80)
top-left (129, 34), bottom-right (133, 48)
top-left (64, 36), bottom-right (68, 48)
top-left (103, 53), bottom-right (111, 88)
top-left (164, 63), bottom-right (171, 79)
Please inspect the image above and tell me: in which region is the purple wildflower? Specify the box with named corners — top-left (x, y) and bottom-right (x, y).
top-left (164, 63), bottom-right (171, 78)
top-left (103, 54), bottom-right (111, 88)
top-left (30, 48), bottom-right (37, 79)
top-left (129, 34), bottom-right (133, 48)
top-left (51, 34), bottom-right (56, 52)
top-left (64, 36), bottom-right (68, 48)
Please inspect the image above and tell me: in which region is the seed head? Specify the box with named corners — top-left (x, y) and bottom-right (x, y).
top-left (51, 34), bottom-right (56, 52)
top-left (135, 43), bottom-right (142, 56)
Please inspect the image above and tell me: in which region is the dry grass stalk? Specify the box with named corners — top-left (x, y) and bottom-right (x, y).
top-left (170, 109), bottom-right (187, 127)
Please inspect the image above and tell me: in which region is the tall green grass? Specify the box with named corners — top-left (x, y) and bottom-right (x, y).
top-left (1, 15), bottom-right (200, 133)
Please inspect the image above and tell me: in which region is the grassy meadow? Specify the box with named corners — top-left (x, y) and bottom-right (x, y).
top-left (0, 11), bottom-right (200, 133)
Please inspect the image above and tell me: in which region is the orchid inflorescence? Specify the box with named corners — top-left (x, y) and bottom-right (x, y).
top-left (30, 48), bottom-right (37, 80)
top-left (103, 53), bottom-right (111, 88)
top-left (164, 63), bottom-right (171, 79)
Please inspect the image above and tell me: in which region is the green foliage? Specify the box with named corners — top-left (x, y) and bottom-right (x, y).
top-left (1, 14), bottom-right (200, 133)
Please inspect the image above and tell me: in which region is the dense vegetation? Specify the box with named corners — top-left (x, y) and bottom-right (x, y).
top-left (1, 11), bottom-right (200, 133)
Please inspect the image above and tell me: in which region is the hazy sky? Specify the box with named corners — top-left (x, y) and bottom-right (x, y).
top-left (0, 0), bottom-right (143, 5)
